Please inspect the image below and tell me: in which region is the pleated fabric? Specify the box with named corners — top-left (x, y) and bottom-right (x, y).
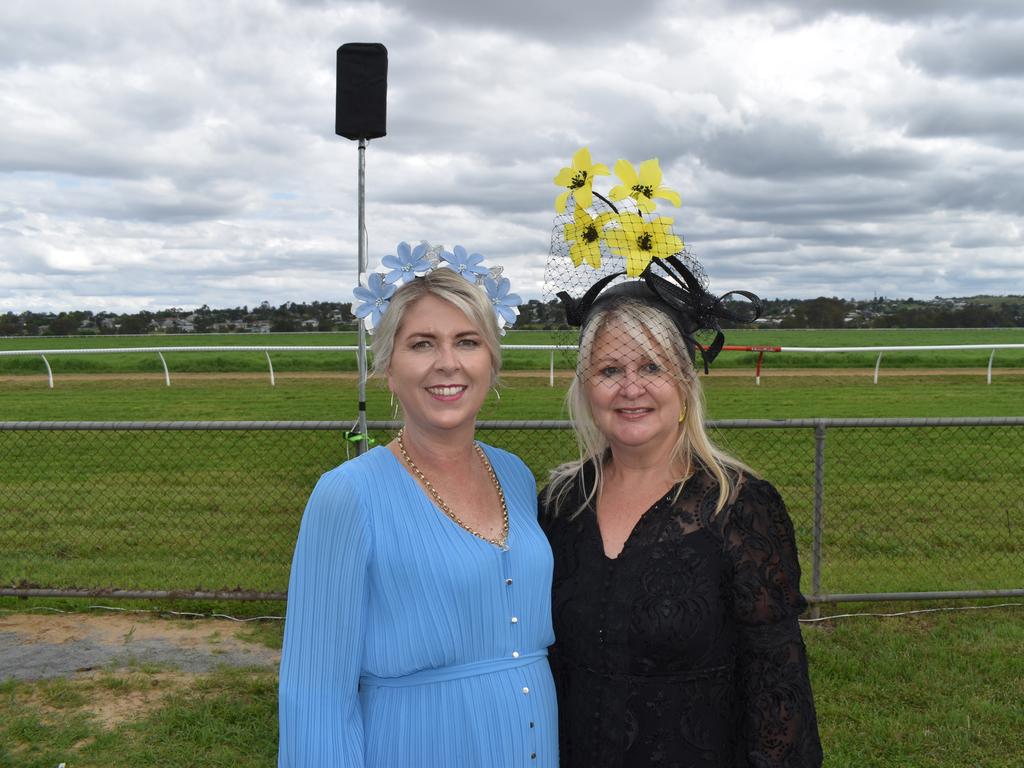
top-left (278, 444), bottom-right (558, 767)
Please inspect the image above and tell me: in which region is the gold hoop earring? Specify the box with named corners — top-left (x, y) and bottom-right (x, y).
top-left (678, 404), bottom-right (688, 424)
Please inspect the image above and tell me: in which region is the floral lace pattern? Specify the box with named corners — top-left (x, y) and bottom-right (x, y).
top-left (541, 466), bottom-right (822, 768)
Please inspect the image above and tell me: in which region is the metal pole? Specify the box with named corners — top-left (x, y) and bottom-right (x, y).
top-left (356, 137), bottom-right (369, 453)
top-left (157, 351), bottom-right (171, 386)
top-left (265, 351), bottom-right (276, 387)
top-left (811, 421), bottom-right (826, 619)
top-left (41, 354), bottom-right (53, 388)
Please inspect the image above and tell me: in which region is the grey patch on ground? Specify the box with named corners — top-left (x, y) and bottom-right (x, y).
top-left (0, 625), bottom-right (280, 682)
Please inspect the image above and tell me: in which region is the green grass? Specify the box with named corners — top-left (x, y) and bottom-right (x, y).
top-left (0, 331), bottom-right (358, 350)
top-left (0, 606), bottom-right (1021, 767)
top-left (0, 663), bottom-right (278, 767)
top-left (718, 326), bottom-right (1024, 370)
top-left (712, 423), bottom-right (1024, 595)
top-left (806, 605), bottom-right (1024, 767)
top-left (2, 369), bottom-right (1024, 421)
top-left (3, 327), bottom-right (1024, 374)
top-left (3, 335), bottom-right (1021, 766)
top-left (1, 373), bottom-right (1022, 598)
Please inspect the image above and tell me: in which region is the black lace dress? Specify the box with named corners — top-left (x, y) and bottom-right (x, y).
top-left (541, 465), bottom-right (822, 768)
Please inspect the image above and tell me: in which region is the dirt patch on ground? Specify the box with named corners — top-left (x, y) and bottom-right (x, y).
top-left (1, 613), bottom-right (281, 732)
top-left (19, 668), bottom-right (191, 732)
top-left (0, 612), bottom-right (280, 682)
top-left (84, 670), bottom-right (191, 729)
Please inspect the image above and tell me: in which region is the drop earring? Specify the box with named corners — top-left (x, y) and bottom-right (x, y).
top-left (679, 404), bottom-right (688, 424)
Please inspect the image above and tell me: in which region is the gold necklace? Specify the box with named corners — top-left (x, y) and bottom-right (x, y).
top-left (397, 429), bottom-right (509, 550)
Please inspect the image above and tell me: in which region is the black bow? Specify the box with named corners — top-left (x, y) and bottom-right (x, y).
top-left (557, 253), bottom-right (761, 373)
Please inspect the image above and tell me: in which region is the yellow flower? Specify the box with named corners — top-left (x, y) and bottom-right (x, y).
top-left (608, 158), bottom-right (682, 213)
top-left (564, 207), bottom-right (615, 269)
top-left (604, 213), bottom-right (684, 276)
top-left (553, 147), bottom-right (610, 213)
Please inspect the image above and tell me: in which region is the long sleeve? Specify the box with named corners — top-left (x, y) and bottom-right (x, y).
top-left (724, 479), bottom-right (823, 768)
top-left (278, 468), bottom-right (372, 767)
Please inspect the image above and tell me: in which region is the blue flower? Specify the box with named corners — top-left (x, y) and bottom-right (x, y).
top-left (484, 276), bottom-right (522, 332)
top-left (440, 245), bottom-right (490, 281)
top-left (353, 272), bottom-right (397, 331)
top-left (381, 241), bottom-right (433, 285)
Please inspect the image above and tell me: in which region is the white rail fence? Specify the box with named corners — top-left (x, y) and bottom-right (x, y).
top-left (2, 343), bottom-right (1024, 388)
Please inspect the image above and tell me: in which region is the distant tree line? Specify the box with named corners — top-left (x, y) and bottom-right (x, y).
top-left (1, 295), bottom-right (1022, 336)
top-left (868, 302), bottom-right (1023, 329)
top-left (766, 296), bottom-right (1022, 329)
top-left (0, 301), bottom-right (357, 336)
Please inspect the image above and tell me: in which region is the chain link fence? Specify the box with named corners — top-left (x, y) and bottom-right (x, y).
top-left (2, 419), bottom-right (1022, 603)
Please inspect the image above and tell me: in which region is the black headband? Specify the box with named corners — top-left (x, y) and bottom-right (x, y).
top-left (557, 254), bottom-right (761, 373)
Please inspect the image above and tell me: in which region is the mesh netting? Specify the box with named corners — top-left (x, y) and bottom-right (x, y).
top-left (543, 192), bottom-right (707, 379)
top-left (543, 150), bottom-right (759, 382)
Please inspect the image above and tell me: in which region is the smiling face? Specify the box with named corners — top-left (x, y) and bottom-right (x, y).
top-left (584, 320), bottom-right (685, 457)
top-left (386, 293), bottom-right (492, 439)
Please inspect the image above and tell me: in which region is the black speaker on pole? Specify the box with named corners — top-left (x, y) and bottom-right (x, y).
top-left (336, 43), bottom-right (388, 140)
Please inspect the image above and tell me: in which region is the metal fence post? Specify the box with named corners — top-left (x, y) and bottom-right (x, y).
top-left (40, 354), bottom-right (53, 388)
top-left (157, 351), bottom-right (171, 386)
top-left (811, 421), bottom-right (826, 618)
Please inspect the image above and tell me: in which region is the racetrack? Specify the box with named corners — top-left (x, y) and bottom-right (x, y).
top-left (3, 366), bottom-right (1023, 385)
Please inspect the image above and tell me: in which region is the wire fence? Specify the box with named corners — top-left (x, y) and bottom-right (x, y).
top-left (2, 418), bottom-right (1022, 605)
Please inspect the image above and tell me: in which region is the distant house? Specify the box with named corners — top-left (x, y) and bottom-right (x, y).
top-left (250, 321), bottom-right (271, 333)
top-left (158, 318), bottom-right (195, 333)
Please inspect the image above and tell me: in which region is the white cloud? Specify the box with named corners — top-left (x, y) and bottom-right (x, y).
top-left (1, 0), bottom-right (1023, 313)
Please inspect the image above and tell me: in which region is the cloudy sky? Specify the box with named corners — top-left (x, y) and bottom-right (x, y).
top-left (3, 0), bottom-right (1024, 313)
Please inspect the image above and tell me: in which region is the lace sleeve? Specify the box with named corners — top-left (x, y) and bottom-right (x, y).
top-left (723, 478), bottom-right (823, 768)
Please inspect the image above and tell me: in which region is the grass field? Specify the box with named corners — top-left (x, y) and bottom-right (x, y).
top-left (3, 326), bottom-right (1024, 375)
top-left (2, 373), bottom-right (1022, 598)
top-left (1, 604), bottom-right (1021, 767)
top-left (0, 606), bottom-right (1015, 768)
top-left (3, 368), bottom-right (1024, 421)
top-left (2, 345), bottom-right (1023, 766)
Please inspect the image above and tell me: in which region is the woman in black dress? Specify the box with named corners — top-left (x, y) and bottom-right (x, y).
top-left (541, 279), bottom-right (822, 768)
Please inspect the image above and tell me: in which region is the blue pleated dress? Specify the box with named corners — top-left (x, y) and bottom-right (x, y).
top-left (278, 444), bottom-right (558, 767)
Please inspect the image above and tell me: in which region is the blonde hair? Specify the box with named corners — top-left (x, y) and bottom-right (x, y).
top-left (370, 268), bottom-right (502, 383)
top-left (544, 299), bottom-right (753, 517)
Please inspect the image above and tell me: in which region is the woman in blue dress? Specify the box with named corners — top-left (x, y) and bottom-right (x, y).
top-left (278, 254), bottom-right (557, 767)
